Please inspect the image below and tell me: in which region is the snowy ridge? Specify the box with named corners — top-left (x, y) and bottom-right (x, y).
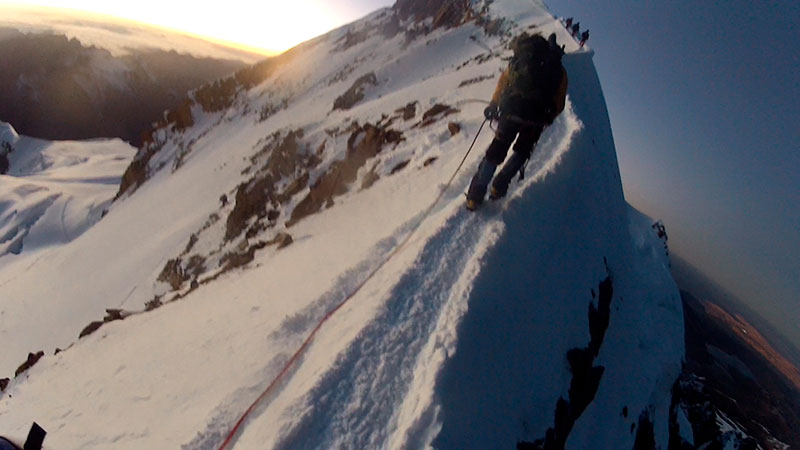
top-left (0, 1), bottom-right (683, 448)
top-left (0, 122), bottom-right (135, 256)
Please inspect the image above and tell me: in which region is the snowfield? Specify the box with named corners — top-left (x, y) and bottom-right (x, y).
top-left (0, 1), bottom-right (684, 449)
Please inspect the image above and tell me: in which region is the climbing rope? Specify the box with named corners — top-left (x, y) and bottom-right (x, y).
top-left (216, 118), bottom-right (487, 450)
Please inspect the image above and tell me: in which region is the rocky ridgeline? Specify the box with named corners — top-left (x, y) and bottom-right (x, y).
top-left (115, 0), bottom-right (502, 200)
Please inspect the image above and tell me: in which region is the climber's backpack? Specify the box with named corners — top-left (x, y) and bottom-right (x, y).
top-left (500, 33), bottom-right (564, 123)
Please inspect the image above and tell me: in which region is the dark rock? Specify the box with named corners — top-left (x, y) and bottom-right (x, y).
top-left (289, 122), bottom-right (402, 226)
top-left (246, 221), bottom-right (268, 239)
top-left (271, 232), bottom-right (293, 250)
top-left (265, 130), bottom-right (309, 179)
top-left (227, 130), bottom-right (316, 240)
top-left (278, 173), bottom-right (310, 204)
top-left (447, 122), bottom-right (461, 136)
top-left (335, 27), bottom-right (371, 52)
top-left (158, 258), bottom-right (186, 290)
top-left (589, 276), bottom-right (613, 356)
top-left (333, 73), bottom-right (378, 111)
top-left (458, 74), bottom-right (494, 88)
top-left (184, 233), bottom-right (199, 254)
top-left (381, 13), bottom-right (403, 38)
top-left (225, 174), bottom-right (278, 241)
top-left (104, 309), bottom-right (129, 322)
top-left (185, 255), bottom-right (206, 278)
top-left (395, 102), bottom-right (417, 120)
top-left (361, 167), bottom-right (380, 190)
top-left (193, 78), bottom-right (237, 113)
top-left (116, 155), bottom-right (149, 199)
top-left (395, 0), bottom-right (471, 30)
top-left (145, 296), bottom-right (163, 311)
top-left (390, 160), bottom-right (410, 175)
top-left (476, 15), bottom-right (506, 36)
top-left (423, 103), bottom-right (459, 122)
top-left (524, 269), bottom-right (616, 449)
top-left (418, 103), bottom-right (459, 127)
top-left (633, 411), bottom-right (656, 450)
top-left (0, 378), bottom-right (8, 391)
top-left (79, 321), bottom-right (104, 339)
top-left (423, 157), bottom-right (438, 167)
top-left (220, 240), bottom-right (268, 271)
top-left (164, 99), bottom-right (195, 129)
top-left (14, 351), bottom-right (45, 378)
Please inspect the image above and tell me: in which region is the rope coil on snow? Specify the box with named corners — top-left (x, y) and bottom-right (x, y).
top-left (216, 119), bottom-right (487, 450)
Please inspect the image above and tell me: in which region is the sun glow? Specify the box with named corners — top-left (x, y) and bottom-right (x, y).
top-left (0, 0), bottom-right (381, 54)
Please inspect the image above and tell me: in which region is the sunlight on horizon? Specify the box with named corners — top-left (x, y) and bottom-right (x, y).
top-left (0, 0), bottom-right (384, 54)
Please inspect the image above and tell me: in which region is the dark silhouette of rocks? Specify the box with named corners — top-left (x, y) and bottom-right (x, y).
top-left (333, 73), bottom-right (378, 111)
top-left (288, 122), bottom-right (403, 226)
top-left (673, 289), bottom-right (800, 449)
top-left (518, 265), bottom-right (614, 450)
top-left (394, 0), bottom-right (471, 30)
top-left (225, 130), bottom-right (318, 240)
top-left (14, 351), bottom-right (44, 377)
top-left (632, 411), bottom-right (656, 450)
top-left (0, 28), bottom-right (246, 146)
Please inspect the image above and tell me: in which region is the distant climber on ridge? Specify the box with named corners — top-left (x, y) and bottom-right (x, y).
top-left (571, 22), bottom-right (580, 37)
top-left (580, 30), bottom-right (590, 47)
top-left (466, 33), bottom-right (568, 211)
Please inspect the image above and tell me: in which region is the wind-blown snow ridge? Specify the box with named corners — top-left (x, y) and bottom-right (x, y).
top-left (0, 1), bottom-right (683, 449)
top-left (196, 103), bottom-right (579, 450)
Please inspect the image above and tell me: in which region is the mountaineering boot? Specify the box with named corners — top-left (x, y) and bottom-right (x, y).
top-left (466, 158), bottom-right (497, 210)
top-left (490, 151), bottom-right (528, 200)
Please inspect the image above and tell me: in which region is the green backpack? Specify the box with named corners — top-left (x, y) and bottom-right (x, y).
top-left (500, 33), bottom-right (564, 123)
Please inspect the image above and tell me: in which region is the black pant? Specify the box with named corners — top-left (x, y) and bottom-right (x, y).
top-left (484, 118), bottom-right (544, 165)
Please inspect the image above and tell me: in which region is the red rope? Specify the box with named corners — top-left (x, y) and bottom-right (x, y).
top-left (216, 119), bottom-right (486, 449)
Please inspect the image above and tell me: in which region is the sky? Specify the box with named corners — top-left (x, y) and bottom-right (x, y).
top-left (0, 0), bottom-right (394, 53)
top-left (543, 0), bottom-right (800, 347)
top-left (0, 0), bottom-right (797, 347)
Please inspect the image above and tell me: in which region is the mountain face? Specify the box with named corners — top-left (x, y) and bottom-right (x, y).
top-left (1, 1), bottom-right (686, 448)
top-left (0, 28), bottom-right (249, 146)
top-left (666, 256), bottom-right (800, 450)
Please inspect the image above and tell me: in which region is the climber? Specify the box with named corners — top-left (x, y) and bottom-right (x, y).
top-left (466, 33), bottom-right (568, 210)
top-left (580, 30), bottom-right (590, 47)
top-left (564, 17), bottom-right (573, 29)
top-left (571, 22), bottom-right (580, 37)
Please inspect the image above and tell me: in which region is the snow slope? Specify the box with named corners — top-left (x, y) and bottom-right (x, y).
top-left (0, 1), bottom-right (683, 448)
top-left (0, 122), bottom-right (135, 258)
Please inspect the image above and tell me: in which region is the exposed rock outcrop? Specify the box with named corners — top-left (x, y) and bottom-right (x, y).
top-left (394, 0), bottom-right (472, 30)
top-left (518, 267), bottom-right (614, 449)
top-left (333, 73), bottom-right (378, 111)
top-left (14, 351), bottom-right (44, 378)
top-left (289, 122), bottom-right (403, 225)
top-left (225, 130), bottom-right (318, 241)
